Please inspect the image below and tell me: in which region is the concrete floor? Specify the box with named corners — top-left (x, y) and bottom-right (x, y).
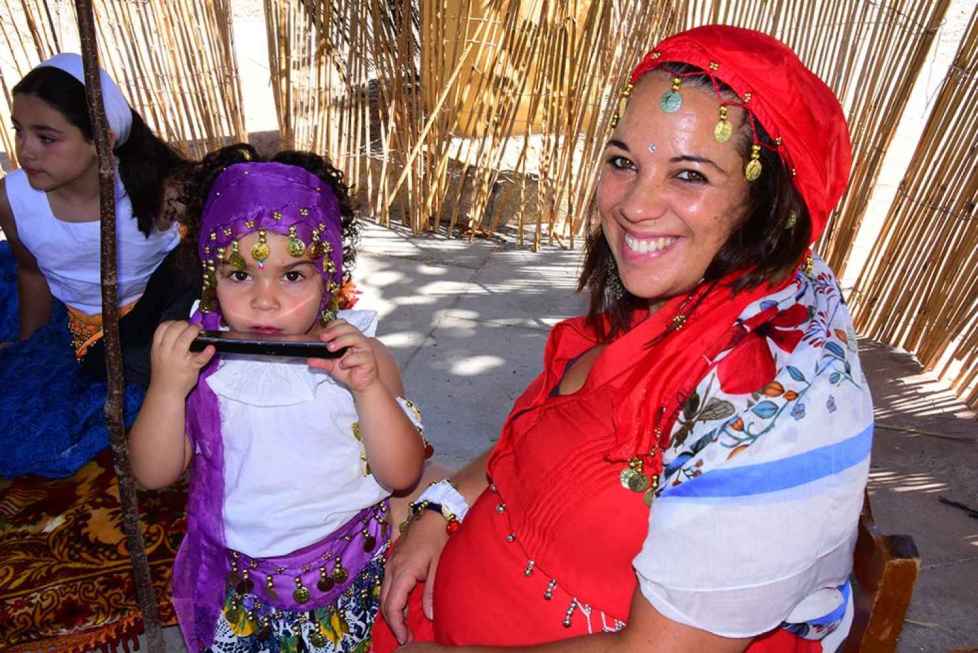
top-left (152, 222), bottom-right (976, 651)
top-left (857, 342), bottom-right (978, 652)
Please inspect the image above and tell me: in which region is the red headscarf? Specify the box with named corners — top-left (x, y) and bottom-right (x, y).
top-left (630, 25), bottom-right (852, 241)
top-left (597, 25), bottom-right (856, 465)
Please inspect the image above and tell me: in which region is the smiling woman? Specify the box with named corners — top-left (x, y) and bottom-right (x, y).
top-left (596, 72), bottom-right (752, 304)
top-left (375, 25), bottom-right (871, 653)
top-left (585, 65), bottom-right (811, 338)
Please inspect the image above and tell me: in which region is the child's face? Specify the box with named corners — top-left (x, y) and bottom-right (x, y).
top-left (215, 231), bottom-right (325, 336)
top-left (12, 93), bottom-right (98, 193)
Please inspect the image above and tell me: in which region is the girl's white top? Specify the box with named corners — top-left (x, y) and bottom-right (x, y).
top-left (6, 169), bottom-right (180, 314)
top-left (205, 309), bottom-right (423, 558)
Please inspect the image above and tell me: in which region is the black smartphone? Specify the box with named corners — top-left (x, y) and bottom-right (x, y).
top-left (189, 331), bottom-right (348, 358)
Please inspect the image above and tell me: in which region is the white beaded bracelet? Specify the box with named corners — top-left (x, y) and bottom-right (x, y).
top-left (416, 479), bottom-right (470, 522)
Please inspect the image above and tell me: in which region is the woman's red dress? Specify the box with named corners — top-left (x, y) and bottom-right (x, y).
top-left (374, 313), bottom-right (818, 652)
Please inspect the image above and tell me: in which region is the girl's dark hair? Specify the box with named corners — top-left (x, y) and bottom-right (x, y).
top-left (13, 66), bottom-right (188, 235)
top-left (178, 143), bottom-right (359, 282)
top-left (578, 63), bottom-right (812, 341)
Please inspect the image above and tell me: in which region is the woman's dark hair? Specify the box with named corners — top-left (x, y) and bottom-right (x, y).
top-left (178, 143), bottom-right (359, 282)
top-left (13, 66), bottom-right (188, 235)
top-left (578, 63), bottom-right (812, 341)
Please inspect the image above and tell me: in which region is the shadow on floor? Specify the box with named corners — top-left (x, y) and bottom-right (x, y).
top-left (858, 339), bottom-right (978, 652)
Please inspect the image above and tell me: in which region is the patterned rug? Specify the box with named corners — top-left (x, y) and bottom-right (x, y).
top-left (0, 449), bottom-right (187, 652)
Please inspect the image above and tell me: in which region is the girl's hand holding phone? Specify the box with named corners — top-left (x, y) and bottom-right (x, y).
top-left (308, 319), bottom-right (380, 394)
top-left (150, 321), bottom-right (215, 396)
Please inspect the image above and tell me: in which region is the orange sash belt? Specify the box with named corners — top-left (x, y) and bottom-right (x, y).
top-left (66, 302), bottom-right (137, 360)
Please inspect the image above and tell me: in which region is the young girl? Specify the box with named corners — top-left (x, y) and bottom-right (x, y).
top-left (128, 144), bottom-right (427, 653)
top-left (0, 53), bottom-right (195, 477)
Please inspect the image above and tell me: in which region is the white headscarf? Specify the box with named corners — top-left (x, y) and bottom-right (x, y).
top-left (37, 52), bottom-right (133, 146)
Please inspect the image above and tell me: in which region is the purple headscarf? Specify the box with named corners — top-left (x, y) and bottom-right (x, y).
top-left (196, 162), bottom-right (346, 330)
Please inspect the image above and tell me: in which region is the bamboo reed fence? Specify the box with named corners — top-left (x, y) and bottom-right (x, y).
top-left (263, 0), bottom-right (395, 202)
top-left (851, 6), bottom-right (978, 410)
top-left (265, 0), bottom-right (680, 250)
top-left (0, 0), bottom-right (246, 164)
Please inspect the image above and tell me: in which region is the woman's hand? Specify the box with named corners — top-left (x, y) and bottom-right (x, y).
top-left (381, 510), bottom-right (452, 645)
top-left (149, 321), bottom-right (214, 396)
top-left (309, 319), bottom-right (381, 394)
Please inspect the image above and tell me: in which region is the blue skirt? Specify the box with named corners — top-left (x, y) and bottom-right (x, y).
top-left (0, 241), bottom-right (144, 479)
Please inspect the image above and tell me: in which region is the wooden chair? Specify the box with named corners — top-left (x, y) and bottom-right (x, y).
top-left (842, 493), bottom-right (921, 653)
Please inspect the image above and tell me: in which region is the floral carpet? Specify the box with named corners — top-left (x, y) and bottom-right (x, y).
top-left (0, 449), bottom-right (186, 652)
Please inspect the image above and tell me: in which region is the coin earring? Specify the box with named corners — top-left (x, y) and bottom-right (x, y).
top-left (745, 143), bottom-right (763, 182)
top-left (320, 293), bottom-right (340, 326)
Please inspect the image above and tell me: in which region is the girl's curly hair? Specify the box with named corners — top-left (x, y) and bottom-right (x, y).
top-left (177, 143), bottom-right (359, 284)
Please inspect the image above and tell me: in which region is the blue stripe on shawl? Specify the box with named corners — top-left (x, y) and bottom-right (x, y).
top-left (663, 423), bottom-right (873, 498)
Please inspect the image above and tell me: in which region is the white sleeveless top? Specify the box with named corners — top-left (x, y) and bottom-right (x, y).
top-left (205, 310), bottom-right (424, 558)
top-left (5, 169), bottom-right (180, 314)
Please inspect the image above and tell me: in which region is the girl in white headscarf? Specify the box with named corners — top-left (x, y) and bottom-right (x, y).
top-left (0, 54), bottom-right (197, 478)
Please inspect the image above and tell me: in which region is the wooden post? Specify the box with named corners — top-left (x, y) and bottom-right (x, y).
top-left (74, 2), bottom-right (166, 651)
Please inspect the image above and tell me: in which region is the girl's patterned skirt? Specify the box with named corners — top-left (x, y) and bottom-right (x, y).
top-left (206, 504), bottom-right (389, 653)
top-left (207, 556), bottom-right (383, 653)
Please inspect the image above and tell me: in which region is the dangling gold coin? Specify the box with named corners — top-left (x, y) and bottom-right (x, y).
top-left (714, 119), bottom-right (732, 143)
top-left (228, 249), bottom-right (246, 271)
top-left (317, 575), bottom-right (335, 592)
top-left (251, 240), bottom-right (270, 263)
top-left (332, 565), bottom-right (349, 583)
top-left (287, 236), bottom-right (306, 258)
top-left (293, 584), bottom-right (311, 604)
top-left (620, 467), bottom-right (650, 493)
top-left (745, 158), bottom-right (763, 182)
